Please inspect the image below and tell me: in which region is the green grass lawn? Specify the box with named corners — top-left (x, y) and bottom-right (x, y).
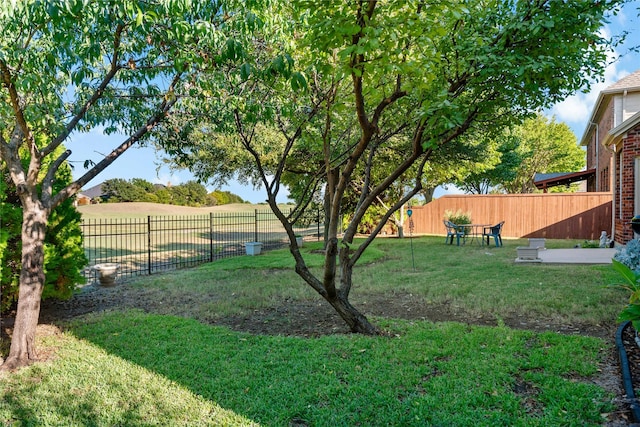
top-left (0, 236), bottom-right (627, 426)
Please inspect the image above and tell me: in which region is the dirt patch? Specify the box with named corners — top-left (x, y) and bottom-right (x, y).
top-left (0, 283), bottom-right (632, 425)
top-left (33, 283), bottom-right (616, 338)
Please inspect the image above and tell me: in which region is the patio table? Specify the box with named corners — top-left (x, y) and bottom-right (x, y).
top-left (457, 224), bottom-right (491, 245)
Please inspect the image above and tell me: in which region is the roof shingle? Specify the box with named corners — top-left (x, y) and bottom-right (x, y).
top-left (605, 69), bottom-right (640, 92)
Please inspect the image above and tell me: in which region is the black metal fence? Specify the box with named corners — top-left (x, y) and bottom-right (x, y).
top-left (81, 208), bottom-right (323, 283)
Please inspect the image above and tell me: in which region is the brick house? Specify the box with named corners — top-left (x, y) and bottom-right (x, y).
top-left (581, 69), bottom-right (640, 243)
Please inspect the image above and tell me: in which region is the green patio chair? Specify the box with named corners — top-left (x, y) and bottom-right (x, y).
top-left (482, 221), bottom-right (504, 247)
top-left (444, 220), bottom-right (465, 245)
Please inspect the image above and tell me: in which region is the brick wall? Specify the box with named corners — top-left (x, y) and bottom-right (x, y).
top-left (587, 99), bottom-right (614, 192)
top-left (615, 127), bottom-right (640, 243)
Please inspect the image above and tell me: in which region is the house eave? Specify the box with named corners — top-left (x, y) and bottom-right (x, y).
top-left (603, 110), bottom-right (640, 150)
top-left (579, 92), bottom-right (606, 147)
top-left (579, 84), bottom-right (640, 147)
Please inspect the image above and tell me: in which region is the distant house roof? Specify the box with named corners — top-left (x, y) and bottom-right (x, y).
top-left (579, 69), bottom-right (640, 146)
top-left (78, 183), bottom-right (104, 199)
top-left (533, 169), bottom-right (595, 192)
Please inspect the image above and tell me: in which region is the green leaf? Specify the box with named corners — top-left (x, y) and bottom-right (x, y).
top-left (240, 63), bottom-right (251, 80)
top-left (612, 259), bottom-right (638, 287)
top-left (618, 304), bottom-right (640, 322)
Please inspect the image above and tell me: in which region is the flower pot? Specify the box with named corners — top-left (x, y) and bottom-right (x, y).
top-left (245, 242), bottom-right (263, 256)
top-left (528, 238), bottom-right (546, 250)
top-left (516, 246), bottom-right (540, 261)
top-left (93, 263), bottom-right (120, 286)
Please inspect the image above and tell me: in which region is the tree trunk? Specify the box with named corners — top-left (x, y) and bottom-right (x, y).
top-left (421, 186), bottom-right (436, 204)
top-left (326, 293), bottom-right (380, 334)
top-left (326, 252), bottom-right (380, 335)
top-left (1, 204), bottom-right (48, 370)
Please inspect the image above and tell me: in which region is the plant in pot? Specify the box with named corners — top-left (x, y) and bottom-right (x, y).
top-left (444, 209), bottom-right (472, 236)
top-left (612, 240), bottom-right (640, 328)
top-left (611, 240), bottom-right (640, 422)
top-left (612, 259), bottom-right (640, 330)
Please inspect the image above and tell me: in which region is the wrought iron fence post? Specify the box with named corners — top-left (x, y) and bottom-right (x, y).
top-left (209, 212), bottom-right (214, 262)
top-left (254, 209), bottom-right (258, 242)
top-left (147, 215), bottom-right (152, 275)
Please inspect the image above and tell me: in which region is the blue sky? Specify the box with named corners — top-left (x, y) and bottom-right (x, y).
top-left (67, 2), bottom-right (640, 203)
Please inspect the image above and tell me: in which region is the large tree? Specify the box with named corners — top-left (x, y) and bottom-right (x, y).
top-left (501, 114), bottom-right (585, 193)
top-left (456, 113), bottom-right (585, 194)
top-left (161, 0), bottom-right (621, 335)
top-left (453, 131), bottom-right (522, 194)
top-left (0, 0), bottom-right (253, 370)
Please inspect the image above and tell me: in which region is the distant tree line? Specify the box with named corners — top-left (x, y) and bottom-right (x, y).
top-left (99, 178), bottom-right (246, 207)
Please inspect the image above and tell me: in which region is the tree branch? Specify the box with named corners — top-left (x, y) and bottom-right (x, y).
top-left (42, 23), bottom-right (126, 158)
top-left (0, 59), bottom-right (37, 165)
top-left (348, 154), bottom-right (429, 269)
top-left (51, 73), bottom-right (182, 209)
top-left (41, 149), bottom-right (72, 207)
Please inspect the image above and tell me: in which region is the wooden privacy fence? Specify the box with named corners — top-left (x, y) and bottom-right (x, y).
top-left (409, 192), bottom-right (612, 240)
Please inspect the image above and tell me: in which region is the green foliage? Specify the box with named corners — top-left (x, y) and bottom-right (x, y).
top-left (502, 114), bottom-right (585, 194)
top-left (1, 160), bottom-right (87, 313)
top-left (158, 0), bottom-right (619, 220)
top-left (341, 203), bottom-right (397, 235)
top-left (444, 209), bottom-right (472, 225)
top-left (99, 178), bottom-right (248, 207)
top-left (0, 177), bottom-right (21, 312)
top-left (455, 114), bottom-right (585, 194)
top-left (614, 238), bottom-right (640, 275)
top-left (0, 0), bottom-right (270, 364)
top-left (101, 178), bottom-right (147, 203)
top-left (169, 180), bottom-right (210, 207)
top-left (581, 240), bottom-right (601, 249)
top-left (209, 190), bottom-right (246, 205)
top-left (611, 259), bottom-right (640, 330)
top-left (454, 132), bottom-right (521, 194)
top-left (42, 200), bottom-right (87, 301)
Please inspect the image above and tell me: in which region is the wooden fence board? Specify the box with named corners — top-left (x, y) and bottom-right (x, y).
top-left (409, 193), bottom-right (612, 240)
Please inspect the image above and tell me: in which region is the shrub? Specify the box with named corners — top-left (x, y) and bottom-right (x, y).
top-left (444, 209), bottom-right (472, 225)
top-left (612, 240), bottom-right (640, 330)
top-left (581, 240), bottom-right (600, 248)
top-left (614, 239), bottom-right (640, 275)
top-left (341, 204), bottom-right (398, 235)
top-left (1, 156), bottom-right (87, 314)
top-left (611, 260), bottom-right (640, 330)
